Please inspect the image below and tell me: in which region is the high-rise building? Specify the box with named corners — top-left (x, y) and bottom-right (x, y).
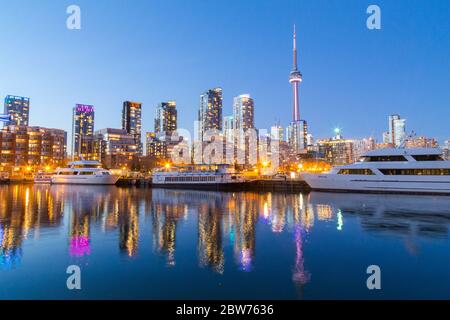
top-left (94, 128), bottom-right (138, 169)
top-left (122, 101), bottom-right (143, 155)
top-left (352, 137), bottom-right (376, 161)
top-left (233, 94), bottom-right (254, 132)
top-left (288, 26), bottom-right (307, 154)
top-left (306, 133), bottom-right (314, 146)
top-left (146, 132), bottom-right (167, 160)
top-left (233, 94), bottom-right (256, 165)
top-left (317, 136), bottom-right (354, 166)
top-left (151, 101), bottom-right (179, 162)
top-left (0, 125), bottom-right (66, 169)
top-left (198, 88), bottom-right (223, 142)
top-left (72, 104), bottom-right (95, 159)
top-left (288, 121), bottom-right (308, 153)
top-left (155, 101), bottom-right (177, 134)
top-left (4, 95), bottom-right (30, 127)
top-left (388, 114), bottom-right (406, 147)
top-left (271, 124), bottom-right (284, 142)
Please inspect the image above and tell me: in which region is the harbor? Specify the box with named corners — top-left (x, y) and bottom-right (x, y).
top-left (1, 183), bottom-right (450, 299)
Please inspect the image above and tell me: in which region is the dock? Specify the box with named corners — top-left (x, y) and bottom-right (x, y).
top-left (1, 177), bottom-right (311, 193)
top-left (116, 178), bottom-right (311, 193)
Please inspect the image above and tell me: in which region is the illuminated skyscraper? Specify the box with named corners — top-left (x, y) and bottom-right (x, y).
top-left (155, 101), bottom-right (177, 134)
top-left (4, 95), bottom-right (30, 127)
top-left (388, 114), bottom-right (406, 147)
top-left (233, 94), bottom-right (255, 165)
top-left (72, 104), bottom-right (95, 159)
top-left (198, 88), bottom-right (223, 142)
top-left (288, 26), bottom-right (307, 153)
top-left (271, 124), bottom-right (284, 142)
top-left (150, 101), bottom-right (179, 161)
top-left (122, 101), bottom-right (143, 155)
top-left (233, 94), bottom-right (254, 132)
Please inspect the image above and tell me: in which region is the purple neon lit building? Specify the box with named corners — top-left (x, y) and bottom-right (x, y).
top-left (72, 104), bottom-right (95, 159)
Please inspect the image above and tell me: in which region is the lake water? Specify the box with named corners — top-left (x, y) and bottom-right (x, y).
top-left (0, 184), bottom-right (449, 299)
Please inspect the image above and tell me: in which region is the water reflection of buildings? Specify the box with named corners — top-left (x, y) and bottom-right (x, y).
top-left (64, 187), bottom-right (149, 258)
top-left (0, 185), bottom-right (64, 268)
top-left (0, 186), bottom-right (361, 288)
top-left (0, 185), bottom-right (317, 288)
top-left (150, 190), bottom-right (188, 266)
top-left (227, 193), bottom-right (258, 272)
top-left (198, 202), bottom-right (225, 273)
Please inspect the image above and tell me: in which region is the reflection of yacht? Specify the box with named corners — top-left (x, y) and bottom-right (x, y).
top-left (34, 172), bottom-right (53, 184)
top-left (303, 148), bottom-right (450, 195)
top-left (52, 160), bottom-right (119, 185)
top-left (152, 165), bottom-right (246, 189)
top-left (309, 191), bottom-right (450, 238)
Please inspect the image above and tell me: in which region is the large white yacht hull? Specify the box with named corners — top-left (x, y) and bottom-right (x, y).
top-left (302, 173), bottom-right (450, 195)
top-left (51, 175), bottom-right (119, 185)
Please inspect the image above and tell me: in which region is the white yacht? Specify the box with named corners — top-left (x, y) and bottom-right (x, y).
top-left (302, 148), bottom-right (450, 195)
top-left (52, 160), bottom-right (119, 185)
top-left (152, 164), bottom-right (246, 189)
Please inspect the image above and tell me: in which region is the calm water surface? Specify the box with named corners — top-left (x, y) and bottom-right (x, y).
top-left (0, 185), bottom-right (449, 299)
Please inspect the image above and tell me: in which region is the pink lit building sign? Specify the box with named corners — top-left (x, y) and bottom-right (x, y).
top-left (76, 104), bottom-right (94, 113)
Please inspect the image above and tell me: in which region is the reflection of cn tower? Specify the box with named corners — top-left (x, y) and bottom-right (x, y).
top-left (293, 225), bottom-right (310, 285)
top-left (292, 194), bottom-right (310, 288)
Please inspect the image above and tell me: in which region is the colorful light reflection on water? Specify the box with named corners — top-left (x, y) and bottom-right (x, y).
top-left (0, 185), bottom-right (450, 299)
top-left (70, 236), bottom-right (91, 257)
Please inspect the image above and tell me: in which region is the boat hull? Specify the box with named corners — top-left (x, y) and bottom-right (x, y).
top-left (51, 175), bottom-right (119, 185)
top-left (151, 182), bottom-right (249, 191)
top-left (302, 173), bottom-right (450, 195)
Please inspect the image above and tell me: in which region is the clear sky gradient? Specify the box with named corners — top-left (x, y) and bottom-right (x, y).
top-left (1, 0), bottom-right (449, 144)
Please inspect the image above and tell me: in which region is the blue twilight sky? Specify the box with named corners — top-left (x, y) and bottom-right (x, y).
top-left (0, 0), bottom-right (449, 145)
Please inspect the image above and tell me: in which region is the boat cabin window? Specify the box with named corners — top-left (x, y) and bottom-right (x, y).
top-left (164, 176), bottom-right (216, 182)
top-left (58, 172), bottom-right (78, 175)
top-left (338, 169), bottom-right (375, 175)
top-left (380, 169), bottom-right (450, 176)
top-left (79, 171), bottom-right (95, 175)
top-left (411, 154), bottom-right (444, 161)
top-left (360, 155), bottom-right (407, 162)
top-left (72, 164), bottom-right (102, 169)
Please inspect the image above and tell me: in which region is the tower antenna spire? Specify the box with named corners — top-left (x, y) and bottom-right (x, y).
top-left (293, 24), bottom-right (297, 70)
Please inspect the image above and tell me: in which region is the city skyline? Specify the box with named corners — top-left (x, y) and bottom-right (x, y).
top-left (1, 0), bottom-right (449, 144)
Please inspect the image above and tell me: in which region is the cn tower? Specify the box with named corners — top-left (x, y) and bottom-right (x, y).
top-left (289, 25), bottom-right (302, 122)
